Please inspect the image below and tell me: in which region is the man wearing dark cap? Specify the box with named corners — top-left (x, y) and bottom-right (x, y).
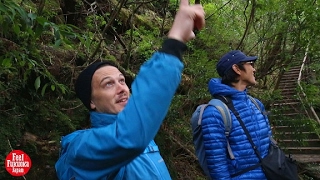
top-left (55, 0), bottom-right (205, 179)
top-left (200, 50), bottom-right (272, 179)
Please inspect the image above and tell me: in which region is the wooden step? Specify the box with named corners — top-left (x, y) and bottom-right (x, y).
top-left (274, 132), bottom-right (319, 140)
top-left (277, 97), bottom-right (298, 101)
top-left (280, 88), bottom-right (298, 92)
top-left (280, 72), bottom-right (298, 76)
top-left (278, 82), bottom-right (297, 86)
top-left (277, 103), bottom-right (304, 106)
top-left (271, 112), bottom-right (308, 117)
top-left (278, 80), bottom-right (297, 84)
top-left (282, 73), bottom-right (299, 77)
top-left (282, 147), bottom-right (320, 154)
top-left (269, 113), bottom-right (303, 117)
top-left (277, 91), bottom-right (298, 95)
top-left (278, 79), bottom-right (297, 83)
top-left (274, 131), bottom-right (318, 135)
top-left (280, 91), bottom-right (298, 95)
top-left (272, 99), bottom-right (300, 104)
top-left (279, 77), bottom-right (297, 81)
top-left (271, 114), bottom-right (307, 118)
top-left (287, 67), bottom-right (301, 71)
top-left (273, 126), bottom-right (315, 132)
top-left (290, 154), bottom-right (320, 163)
top-left (274, 130), bottom-right (319, 135)
top-left (275, 92), bottom-right (298, 96)
top-left (280, 86), bottom-right (297, 89)
top-left (281, 78), bottom-right (298, 81)
top-left (277, 139), bottom-right (320, 147)
top-left (271, 102), bottom-right (300, 106)
top-left (278, 85), bottom-right (297, 89)
top-left (272, 101), bottom-right (301, 106)
top-left (272, 125), bottom-right (316, 132)
top-left (279, 92), bottom-right (298, 96)
top-left (282, 71), bottom-right (300, 75)
top-left (269, 115), bottom-right (304, 120)
top-left (278, 83), bottom-right (297, 88)
top-left (282, 147), bottom-right (320, 151)
top-left (283, 69), bottom-right (300, 76)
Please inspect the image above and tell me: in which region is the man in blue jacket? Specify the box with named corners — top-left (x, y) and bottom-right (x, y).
top-left (55, 0), bottom-right (205, 179)
top-left (201, 50), bottom-right (272, 179)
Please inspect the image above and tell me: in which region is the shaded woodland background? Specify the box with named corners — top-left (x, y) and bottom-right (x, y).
top-left (1, 0), bottom-right (320, 179)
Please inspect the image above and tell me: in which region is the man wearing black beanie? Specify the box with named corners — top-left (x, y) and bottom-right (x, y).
top-left (55, 0), bottom-right (205, 179)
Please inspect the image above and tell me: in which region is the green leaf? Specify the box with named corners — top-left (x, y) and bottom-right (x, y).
top-left (59, 85), bottom-right (66, 94)
top-left (34, 76), bottom-right (41, 91)
top-left (34, 25), bottom-right (44, 39)
top-left (54, 39), bottom-right (62, 47)
top-left (19, 60), bottom-right (26, 66)
top-left (13, 24), bottom-right (20, 34)
top-left (1, 58), bottom-right (12, 67)
top-left (51, 85), bottom-right (55, 91)
top-left (54, 27), bottom-right (60, 40)
top-left (41, 83), bottom-right (49, 96)
top-left (36, 16), bottom-right (48, 26)
top-left (43, 22), bottom-right (51, 28)
top-left (28, 13), bottom-right (37, 21)
top-left (0, 5), bottom-right (6, 13)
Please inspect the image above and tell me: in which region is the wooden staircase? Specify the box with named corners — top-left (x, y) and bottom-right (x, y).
top-left (270, 65), bottom-right (320, 164)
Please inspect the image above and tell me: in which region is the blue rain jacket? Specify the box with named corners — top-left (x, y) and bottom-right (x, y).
top-left (55, 43), bottom-right (184, 179)
top-left (202, 78), bottom-right (272, 179)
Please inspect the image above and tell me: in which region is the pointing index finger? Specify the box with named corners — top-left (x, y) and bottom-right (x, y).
top-left (180, 0), bottom-right (189, 6)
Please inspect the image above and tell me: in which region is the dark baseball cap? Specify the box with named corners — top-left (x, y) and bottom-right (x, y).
top-left (216, 50), bottom-right (257, 77)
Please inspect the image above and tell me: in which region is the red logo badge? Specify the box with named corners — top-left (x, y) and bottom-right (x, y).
top-left (5, 150), bottom-right (32, 176)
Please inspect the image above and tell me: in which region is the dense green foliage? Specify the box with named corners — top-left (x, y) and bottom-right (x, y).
top-left (0, 0), bottom-right (319, 179)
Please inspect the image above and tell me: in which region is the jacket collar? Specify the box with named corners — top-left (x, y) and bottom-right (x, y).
top-left (208, 78), bottom-right (248, 99)
top-left (90, 111), bottom-right (117, 128)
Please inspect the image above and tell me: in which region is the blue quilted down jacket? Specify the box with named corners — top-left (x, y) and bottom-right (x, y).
top-left (202, 78), bottom-right (272, 179)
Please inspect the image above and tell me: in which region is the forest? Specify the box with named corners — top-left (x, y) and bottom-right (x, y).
top-left (0, 0), bottom-right (320, 179)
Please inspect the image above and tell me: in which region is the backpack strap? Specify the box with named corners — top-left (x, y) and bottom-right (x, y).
top-left (248, 95), bottom-right (261, 111)
top-left (248, 95), bottom-right (271, 117)
top-left (201, 99), bottom-right (235, 160)
top-left (208, 99), bottom-right (232, 135)
top-left (248, 95), bottom-right (276, 144)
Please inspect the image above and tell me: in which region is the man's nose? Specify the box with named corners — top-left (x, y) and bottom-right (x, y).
top-left (116, 82), bottom-right (126, 94)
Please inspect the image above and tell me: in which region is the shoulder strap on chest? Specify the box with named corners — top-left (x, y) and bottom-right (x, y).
top-left (248, 95), bottom-right (261, 111)
top-left (248, 95), bottom-right (269, 116)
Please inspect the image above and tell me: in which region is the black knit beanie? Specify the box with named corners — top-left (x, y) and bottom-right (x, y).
top-left (75, 61), bottom-right (118, 111)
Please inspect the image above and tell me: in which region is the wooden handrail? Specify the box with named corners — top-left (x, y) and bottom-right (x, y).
top-left (297, 48), bottom-right (320, 124)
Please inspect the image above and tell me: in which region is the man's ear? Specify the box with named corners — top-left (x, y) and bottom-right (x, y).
top-left (232, 64), bottom-right (241, 75)
top-left (90, 101), bottom-right (96, 110)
